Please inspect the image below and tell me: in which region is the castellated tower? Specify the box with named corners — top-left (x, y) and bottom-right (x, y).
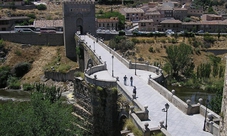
top-left (63, 0), bottom-right (96, 60)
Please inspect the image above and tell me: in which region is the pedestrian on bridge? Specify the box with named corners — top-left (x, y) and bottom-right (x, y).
top-left (133, 86), bottom-right (137, 96)
top-left (123, 75), bottom-right (127, 85)
top-left (130, 76), bottom-right (133, 86)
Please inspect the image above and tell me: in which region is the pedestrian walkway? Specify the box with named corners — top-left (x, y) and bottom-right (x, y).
top-left (81, 35), bottom-right (212, 136)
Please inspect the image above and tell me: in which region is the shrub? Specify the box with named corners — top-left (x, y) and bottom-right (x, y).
top-left (14, 50), bottom-right (21, 56)
top-left (149, 46), bottom-right (154, 53)
top-left (58, 65), bottom-right (71, 73)
top-left (23, 83), bottom-right (34, 91)
top-left (131, 38), bottom-right (140, 44)
top-left (161, 39), bottom-right (166, 43)
top-left (119, 31), bottom-right (125, 36)
top-left (36, 4), bottom-right (47, 10)
top-left (27, 13), bottom-right (36, 19)
top-left (146, 39), bottom-right (154, 43)
top-left (12, 62), bottom-right (31, 77)
top-left (204, 35), bottom-right (216, 44)
top-left (7, 76), bottom-right (20, 89)
top-left (0, 66), bottom-right (11, 88)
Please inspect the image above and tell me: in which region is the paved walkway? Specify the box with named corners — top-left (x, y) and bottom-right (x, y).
top-left (81, 35), bottom-right (212, 136)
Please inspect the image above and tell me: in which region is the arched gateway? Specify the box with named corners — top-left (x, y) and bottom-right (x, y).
top-left (63, 0), bottom-right (96, 60)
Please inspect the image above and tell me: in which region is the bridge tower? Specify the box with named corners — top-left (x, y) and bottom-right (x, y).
top-left (63, 0), bottom-right (96, 60)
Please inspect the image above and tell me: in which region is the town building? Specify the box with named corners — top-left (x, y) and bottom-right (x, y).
top-left (96, 17), bottom-right (119, 30)
top-left (138, 19), bottom-right (155, 31)
top-left (119, 8), bottom-right (144, 22)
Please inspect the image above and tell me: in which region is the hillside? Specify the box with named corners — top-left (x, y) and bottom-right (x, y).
top-left (0, 42), bottom-right (78, 84)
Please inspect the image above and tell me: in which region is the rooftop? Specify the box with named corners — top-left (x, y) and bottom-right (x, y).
top-left (122, 8), bottom-right (144, 13)
top-left (33, 20), bottom-right (63, 28)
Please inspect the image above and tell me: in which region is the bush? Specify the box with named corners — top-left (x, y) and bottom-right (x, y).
top-left (12, 62), bottom-right (31, 77)
top-left (7, 76), bottom-right (20, 89)
top-left (36, 4), bottom-right (47, 10)
top-left (14, 50), bottom-right (21, 56)
top-left (204, 35), bottom-right (216, 44)
top-left (119, 31), bottom-right (125, 36)
top-left (149, 46), bottom-right (154, 53)
top-left (131, 38), bottom-right (140, 44)
top-left (0, 66), bottom-right (11, 88)
top-left (23, 83), bottom-right (34, 91)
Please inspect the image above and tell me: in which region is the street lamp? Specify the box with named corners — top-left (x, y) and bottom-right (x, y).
top-left (93, 41), bottom-right (95, 52)
top-left (203, 99), bottom-right (209, 131)
top-left (134, 57), bottom-right (137, 75)
top-left (162, 103), bottom-right (170, 130)
top-left (112, 55), bottom-right (114, 77)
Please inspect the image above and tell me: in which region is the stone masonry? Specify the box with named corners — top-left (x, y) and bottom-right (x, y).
top-left (63, 0), bottom-right (96, 60)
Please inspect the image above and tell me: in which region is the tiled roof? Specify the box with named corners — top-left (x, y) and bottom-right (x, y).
top-left (33, 20), bottom-right (63, 28)
top-left (182, 20), bottom-right (227, 25)
top-left (138, 19), bottom-right (154, 23)
top-left (97, 18), bottom-right (118, 23)
top-left (122, 8), bottom-right (144, 13)
top-left (173, 8), bottom-right (187, 10)
top-left (160, 19), bottom-right (181, 23)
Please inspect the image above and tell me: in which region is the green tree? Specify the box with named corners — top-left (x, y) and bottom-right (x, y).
top-left (0, 66), bottom-right (10, 88)
top-left (0, 85), bottom-right (85, 136)
top-left (36, 4), bottom-right (47, 10)
top-left (166, 43), bottom-right (193, 78)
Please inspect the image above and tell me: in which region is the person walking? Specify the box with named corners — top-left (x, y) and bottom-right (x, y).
top-left (133, 86), bottom-right (137, 95)
top-left (123, 75), bottom-right (127, 85)
top-left (130, 76), bottom-right (133, 86)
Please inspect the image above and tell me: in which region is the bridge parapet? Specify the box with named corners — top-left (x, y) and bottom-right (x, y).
top-left (87, 33), bottom-right (163, 80)
top-left (148, 77), bottom-right (221, 135)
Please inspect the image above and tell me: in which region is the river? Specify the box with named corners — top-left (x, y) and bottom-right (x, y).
top-left (167, 86), bottom-right (215, 105)
top-left (0, 89), bottom-right (30, 104)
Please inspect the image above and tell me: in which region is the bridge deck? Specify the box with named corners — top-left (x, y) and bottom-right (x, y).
top-left (81, 35), bottom-right (212, 136)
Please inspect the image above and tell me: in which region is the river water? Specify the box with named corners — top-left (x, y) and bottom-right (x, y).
top-left (0, 89), bottom-right (30, 104)
top-left (167, 86), bottom-right (215, 105)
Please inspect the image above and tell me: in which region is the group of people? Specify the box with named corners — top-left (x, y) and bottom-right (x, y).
top-left (123, 75), bottom-right (137, 96)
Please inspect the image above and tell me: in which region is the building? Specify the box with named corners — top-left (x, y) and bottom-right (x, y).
top-left (96, 17), bottom-right (119, 30)
top-left (187, 7), bottom-right (203, 17)
top-left (0, 16), bottom-right (29, 31)
top-left (33, 20), bottom-right (63, 31)
top-left (119, 8), bottom-right (144, 22)
top-left (138, 19), bottom-right (155, 31)
top-left (159, 19), bottom-right (182, 32)
top-left (0, 0), bottom-right (24, 6)
top-left (144, 8), bottom-right (161, 25)
top-left (158, 5), bottom-right (173, 18)
top-left (173, 8), bottom-right (187, 21)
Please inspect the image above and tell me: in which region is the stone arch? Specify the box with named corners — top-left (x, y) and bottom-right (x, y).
top-left (87, 59), bottom-right (93, 69)
top-left (119, 111), bottom-right (128, 131)
top-left (76, 18), bottom-right (83, 35)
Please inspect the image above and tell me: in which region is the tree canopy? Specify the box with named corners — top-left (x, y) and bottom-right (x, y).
top-left (0, 84), bottom-right (86, 136)
top-left (166, 43), bottom-right (193, 78)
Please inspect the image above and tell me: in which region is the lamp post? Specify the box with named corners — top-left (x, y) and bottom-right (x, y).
top-left (93, 41), bottom-right (95, 52)
top-left (162, 103), bottom-right (170, 130)
top-left (134, 57), bottom-right (137, 75)
top-left (203, 99), bottom-right (209, 131)
top-left (112, 55), bottom-right (114, 77)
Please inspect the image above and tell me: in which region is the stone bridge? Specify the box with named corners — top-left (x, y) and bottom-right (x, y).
top-left (75, 33), bottom-right (220, 136)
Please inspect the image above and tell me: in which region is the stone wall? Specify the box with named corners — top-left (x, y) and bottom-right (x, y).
top-left (44, 69), bottom-right (77, 81)
top-left (0, 33), bottom-right (64, 45)
top-left (63, 1), bottom-right (96, 60)
top-left (73, 77), bottom-right (119, 136)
